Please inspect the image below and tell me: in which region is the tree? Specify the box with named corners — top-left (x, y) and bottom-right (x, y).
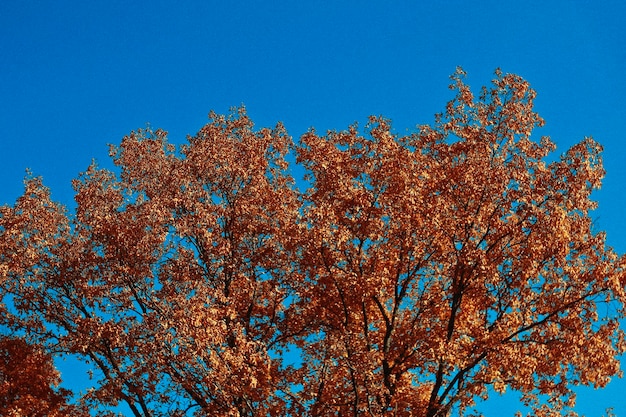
top-left (0, 336), bottom-right (87, 416)
top-left (0, 69), bottom-right (624, 417)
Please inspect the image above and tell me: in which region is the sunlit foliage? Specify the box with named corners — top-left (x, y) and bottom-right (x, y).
top-left (1, 69), bottom-right (624, 416)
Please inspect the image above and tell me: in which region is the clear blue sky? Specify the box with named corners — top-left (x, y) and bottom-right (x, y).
top-left (1, 1), bottom-right (625, 415)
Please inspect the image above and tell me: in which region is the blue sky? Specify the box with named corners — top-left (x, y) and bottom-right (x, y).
top-left (1, 1), bottom-right (625, 415)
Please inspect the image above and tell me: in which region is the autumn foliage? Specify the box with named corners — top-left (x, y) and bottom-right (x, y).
top-left (0, 336), bottom-right (87, 416)
top-left (0, 69), bottom-right (624, 417)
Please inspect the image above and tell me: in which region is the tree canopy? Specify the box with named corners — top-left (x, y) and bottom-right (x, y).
top-left (0, 69), bottom-right (624, 417)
